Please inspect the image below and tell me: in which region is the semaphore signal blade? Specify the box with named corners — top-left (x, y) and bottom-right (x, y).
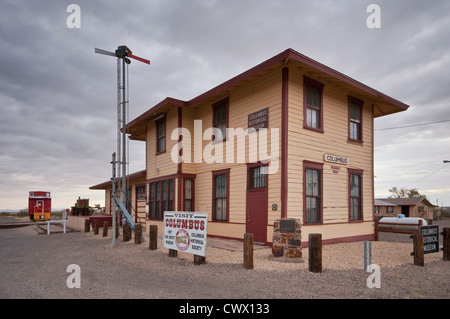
top-left (128, 53), bottom-right (150, 65)
top-left (94, 48), bottom-right (117, 57)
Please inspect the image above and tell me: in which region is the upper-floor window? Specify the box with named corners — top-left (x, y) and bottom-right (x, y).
top-left (348, 96), bottom-right (364, 142)
top-left (155, 116), bottom-right (166, 154)
top-left (212, 97), bottom-right (229, 141)
top-left (303, 76), bottom-right (324, 132)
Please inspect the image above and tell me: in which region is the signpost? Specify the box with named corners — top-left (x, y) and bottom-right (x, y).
top-left (164, 211), bottom-right (208, 257)
top-left (411, 225), bottom-right (440, 266)
top-left (420, 225), bottom-right (439, 254)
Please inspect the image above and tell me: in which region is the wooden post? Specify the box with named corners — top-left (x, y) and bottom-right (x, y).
top-left (194, 255), bottom-right (206, 265)
top-left (102, 221), bottom-right (109, 237)
top-left (309, 233), bottom-right (322, 273)
top-left (244, 233), bottom-right (254, 269)
top-left (169, 249), bottom-right (178, 257)
top-left (443, 228), bottom-right (450, 261)
top-left (374, 219), bottom-right (379, 241)
top-left (94, 220), bottom-right (99, 235)
top-left (115, 222), bottom-right (119, 239)
top-left (134, 223), bottom-right (142, 244)
top-left (123, 223), bottom-right (131, 242)
top-left (149, 225), bottom-right (158, 250)
top-left (413, 233), bottom-right (424, 266)
top-left (84, 218), bottom-right (90, 233)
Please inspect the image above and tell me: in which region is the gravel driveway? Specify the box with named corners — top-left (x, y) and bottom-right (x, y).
top-left (1, 216), bottom-right (449, 303)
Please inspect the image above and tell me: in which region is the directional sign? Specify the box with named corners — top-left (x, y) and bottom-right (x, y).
top-left (420, 225), bottom-right (439, 254)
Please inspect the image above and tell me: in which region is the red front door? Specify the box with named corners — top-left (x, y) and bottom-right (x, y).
top-left (246, 164), bottom-right (268, 244)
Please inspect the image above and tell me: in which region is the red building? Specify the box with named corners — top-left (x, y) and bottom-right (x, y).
top-left (28, 191), bottom-right (51, 221)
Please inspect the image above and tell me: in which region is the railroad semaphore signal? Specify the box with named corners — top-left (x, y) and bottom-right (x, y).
top-left (95, 46), bottom-right (149, 245)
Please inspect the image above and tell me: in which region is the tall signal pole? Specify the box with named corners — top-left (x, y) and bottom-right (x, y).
top-left (95, 46), bottom-right (150, 246)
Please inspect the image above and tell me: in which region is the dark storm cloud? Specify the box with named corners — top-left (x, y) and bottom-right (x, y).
top-left (1, 0), bottom-right (449, 208)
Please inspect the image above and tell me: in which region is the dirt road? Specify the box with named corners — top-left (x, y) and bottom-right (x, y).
top-left (0, 216), bottom-right (449, 302)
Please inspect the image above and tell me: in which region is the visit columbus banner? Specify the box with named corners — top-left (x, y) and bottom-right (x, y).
top-left (164, 211), bottom-right (208, 257)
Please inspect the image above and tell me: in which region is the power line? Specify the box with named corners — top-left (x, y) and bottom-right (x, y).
top-left (375, 119), bottom-right (450, 131)
top-left (406, 163), bottom-right (449, 188)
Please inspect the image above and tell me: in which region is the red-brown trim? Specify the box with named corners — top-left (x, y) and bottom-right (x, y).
top-left (177, 107), bottom-right (182, 210)
top-left (212, 168), bottom-right (230, 222)
top-left (371, 104), bottom-right (375, 222)
top-left (303, 160), bottom-right (324, 225)
top-left (246, 162), bottom-right (269, 243)
top-left (301, 233), bottom-right (374, 248)
top-left (281, 67), bottom-right (289, 218)
top-left (127, 48), bottom-right (409, 135)
top-left (303, 76), bottom-right (324, 133)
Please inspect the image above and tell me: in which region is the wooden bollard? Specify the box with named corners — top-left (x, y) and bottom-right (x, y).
top-left (244, 233), bottom-right (254, 269)
top-left (309, 233), bottom-right (322, 273)
top-left (84, 219), bottom-right (90, 233)
top-left (169, 249), bottom-right (178, 257)
top-left (413, 233), bottom-right (424, 266)
top-left (149, 225), bottom-right (158, 250)
top-left (443, 228), bottom-right (450, 261)
top-left (102, 221), bottom-right (109, 237)
top-left (135, 223), bottom-right (142, 245)
top-left (123, 223), bottom-right (131, 242)
top-left (194, 255), bottom-right (206, 265)
top-left (94, 220), bottom-right (99, 235)
top-left (374, 219), bottom-right (379, 241)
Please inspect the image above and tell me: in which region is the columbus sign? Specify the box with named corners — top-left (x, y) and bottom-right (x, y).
top-left (164, 212), bottom-right (208, 257)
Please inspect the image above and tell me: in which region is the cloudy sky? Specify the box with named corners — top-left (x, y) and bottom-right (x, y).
top-left (1, 0), bottom-right (449, 210)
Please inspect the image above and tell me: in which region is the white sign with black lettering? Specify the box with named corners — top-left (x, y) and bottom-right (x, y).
top-left (164, 211), bottom-right (208, 257)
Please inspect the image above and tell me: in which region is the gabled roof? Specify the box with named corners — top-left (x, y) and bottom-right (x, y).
top-left (89, 170), bottom-right (146, 190)
top-left (375, 197), bottom-right (436, 207)
top-left (374, 199), bottom-right (396, 206)
top-left (127, 48), bottom-right (409, 140)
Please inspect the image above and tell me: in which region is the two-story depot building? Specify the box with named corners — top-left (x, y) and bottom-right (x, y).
top-left (90, 48), bottom-right (408, 246)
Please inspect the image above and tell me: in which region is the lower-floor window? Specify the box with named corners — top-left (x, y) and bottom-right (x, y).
top-left (304, 161), bottom-right (323, 224)
top-left (148, 179), bottom-right (174, 220)
top-left (349, 169), bottom-right (363, 221)
top-left (213, 169), bottom-right (229, 221)
top-left (184, 178), bottom-right (193, 212)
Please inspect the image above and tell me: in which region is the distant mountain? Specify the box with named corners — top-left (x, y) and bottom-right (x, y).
top-left (0, 209), bottom-right (21, 213)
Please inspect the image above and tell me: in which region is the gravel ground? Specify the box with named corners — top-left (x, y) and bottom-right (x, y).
top-left (0, 216), bottom-right (449, 301)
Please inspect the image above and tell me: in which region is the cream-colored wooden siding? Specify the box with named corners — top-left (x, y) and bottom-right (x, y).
top-left (141, 64), bottom-right (377, 243)
top-left (146, 108), bottom-right (178, 180)
top-left (181, 67), bottom-right (283, 230)
top-left (287, 67), bottom-right (374, 240)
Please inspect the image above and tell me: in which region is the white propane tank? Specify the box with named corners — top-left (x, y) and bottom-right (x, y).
top-left (379, 216), bottom-right (427, 231)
